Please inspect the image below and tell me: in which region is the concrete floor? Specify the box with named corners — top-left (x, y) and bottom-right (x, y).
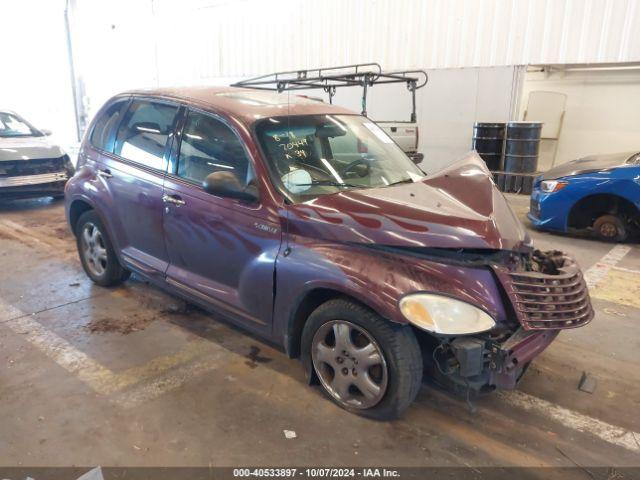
top-left (0, 194), bottom-right (639, 468)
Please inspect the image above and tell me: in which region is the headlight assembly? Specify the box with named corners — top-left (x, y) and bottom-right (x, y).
top-left (540, 179), bottom-right (568, 193)
top-left (399, 293), bottom-right (496, 335)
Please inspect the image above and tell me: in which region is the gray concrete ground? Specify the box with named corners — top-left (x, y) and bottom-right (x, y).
top-left (0, 194), bottom-right (639, 468)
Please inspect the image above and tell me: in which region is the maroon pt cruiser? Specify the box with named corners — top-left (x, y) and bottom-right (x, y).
top-left (65, 87), bottom-right (593, 419)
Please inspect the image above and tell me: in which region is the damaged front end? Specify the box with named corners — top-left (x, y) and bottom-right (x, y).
top-left (0, 155), bottom-right (74, 199)
top-left (422, 248), bottom-right (593, 394)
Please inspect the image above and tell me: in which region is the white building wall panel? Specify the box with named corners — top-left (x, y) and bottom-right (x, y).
top-left (147, 0), bottom-right (640, 80)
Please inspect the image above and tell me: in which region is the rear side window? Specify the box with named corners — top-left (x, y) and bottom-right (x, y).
top-left (89, 99), bottom-right (127, 151)
top-left (114, 100), bottom-right (179, 170)
top-left (177, 111), bottom-right (251, 185)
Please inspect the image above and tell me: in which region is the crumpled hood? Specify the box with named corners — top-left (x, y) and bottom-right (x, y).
top-left (287, 152), bottom-right (530, 251)
top-left (0, 136), bottom-right (65, 161)
top-left (541, 151), bottom-right (638, 180)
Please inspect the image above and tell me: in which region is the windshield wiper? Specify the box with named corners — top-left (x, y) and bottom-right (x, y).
top-left (294, 180), bottom-right (361, 188)
top-left (386, 178), bottom-right (414, 186)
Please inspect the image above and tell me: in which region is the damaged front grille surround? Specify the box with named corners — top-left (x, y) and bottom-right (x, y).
top-left (494, 251), bottom-right (594, 330)
top-left (362, 244), bottom-right (593, 331)
top-left (0, 156), bottom-right (69, 177)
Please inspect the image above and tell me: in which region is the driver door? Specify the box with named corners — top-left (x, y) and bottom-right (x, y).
top-left (162, 109), bottom-right (281, 333)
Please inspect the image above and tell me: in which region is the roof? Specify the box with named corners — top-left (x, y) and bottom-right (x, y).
top-left (122, 86), bottom-right (356, 126)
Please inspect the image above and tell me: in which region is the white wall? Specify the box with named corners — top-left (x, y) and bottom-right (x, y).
top-left (64, 0), bottom-right (640, 119)
top-left (0, 0), bottom-right (77, 149)
top-left (147, 0), bottom-right (640, 77)
top-left (520, 67), bottom-right (640, 168)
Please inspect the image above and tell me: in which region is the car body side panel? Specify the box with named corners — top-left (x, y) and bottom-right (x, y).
top-left (273, 234), bottom-right (511, 348)
top-left (162, 176), bottom-right (282, 333)
top-left (529, 168), bottom-right (640, 232)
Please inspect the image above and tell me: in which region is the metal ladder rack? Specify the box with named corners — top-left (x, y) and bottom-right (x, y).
top-left (231, 63), bottom-right (428, 122)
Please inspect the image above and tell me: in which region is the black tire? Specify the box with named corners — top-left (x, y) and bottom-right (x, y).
top-left (75, 210), bottom-right (130, 287)
top-left (593, 214), bottom-right (627, 242)
top-left (301, 298), bottom-right (423, 420)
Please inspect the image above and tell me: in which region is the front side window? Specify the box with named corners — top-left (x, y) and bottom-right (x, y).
top-left (255, 114), bottom-right (424, 202)
top-left (0, 112), bottom-right (39, 138)
top-left (177, 111), bottom-right (251, 185)
top-left (114, 100), bottom-right (178, 170)
top-left (90, 99), bottom-right (127, 151)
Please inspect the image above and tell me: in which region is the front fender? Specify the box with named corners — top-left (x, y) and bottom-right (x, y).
top-left (536, 173), bottom-right (640, 231)
top-left (273, 237), bottom-right (510, 352)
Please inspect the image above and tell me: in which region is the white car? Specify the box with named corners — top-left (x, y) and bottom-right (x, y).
top-left (0, 110), bottom-right (74, 200)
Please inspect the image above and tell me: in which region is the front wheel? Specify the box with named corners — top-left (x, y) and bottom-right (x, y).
top-left (75, 210), bottom-right (130, 287)
top-left (301, 298), bottom-right (423, 420)
top-left (593, 214), bottom-right (627, 242)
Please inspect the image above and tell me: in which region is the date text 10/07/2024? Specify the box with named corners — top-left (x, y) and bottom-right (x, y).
top-left (233, 468), bottom-right (401, 478)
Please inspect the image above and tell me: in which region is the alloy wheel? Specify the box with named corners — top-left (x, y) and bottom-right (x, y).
top-left (81, 222), bottom-right (108, 277)
top-left (311, 320), bottom-right (388, 409)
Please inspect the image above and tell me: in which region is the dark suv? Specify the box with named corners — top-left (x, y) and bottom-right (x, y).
top-left (65, 87), bottom-right (593, 419)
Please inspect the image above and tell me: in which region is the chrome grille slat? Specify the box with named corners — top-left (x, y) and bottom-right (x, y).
top-left (517, 301), bottom-right (589, 312)
top-left (493, 256), bottom-right (594, 330)
top-left (514, 291), bottom-right (588, 306)
top-left (511, 287), bottom-right (583, 297)
top-left (511, 277), bottom-right (582, 290)
top-left (521, 305), bottom-right (590, 317)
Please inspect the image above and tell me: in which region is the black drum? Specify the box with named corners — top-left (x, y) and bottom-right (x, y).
top-left (472, 122), bottom-right (505, 171)
top-left (504, 122), bottom-right (543, 173)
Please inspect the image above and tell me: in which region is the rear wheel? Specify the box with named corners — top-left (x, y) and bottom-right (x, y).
top-left (593, 214), bottom-right (627, 242)
top-left (76, 210), bottom-right (130, 286)
top-left (301, 298), bottom-right (422, 420)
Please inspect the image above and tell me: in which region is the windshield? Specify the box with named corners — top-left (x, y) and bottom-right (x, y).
top-left (0, 112), bottom-right (40, 138)
top-left (255, 114), bottom-right (424, 201)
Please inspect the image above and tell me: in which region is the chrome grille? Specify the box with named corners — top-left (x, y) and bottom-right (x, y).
top-left (494, 257), bottom-right (594, 330)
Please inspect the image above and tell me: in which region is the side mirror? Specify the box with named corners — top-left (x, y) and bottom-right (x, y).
top-left (409, 152), bottom-right (424, 164)
top-left (203, 171), bottom-right (258, 203)
top-left (40, 128), bottom-right (52, 136)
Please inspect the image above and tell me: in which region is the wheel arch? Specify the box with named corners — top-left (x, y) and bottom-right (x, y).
top-left (68, 198), bottom-right (95, 235)
top-left (567, 193), bottom-right (639, 230)
top-left (68, 196), bottom-right (122, 258)
top-left (284, 287), bottom-right (390, 359)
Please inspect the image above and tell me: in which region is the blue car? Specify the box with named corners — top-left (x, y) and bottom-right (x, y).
top-left (528, 151), bottom-right (640, 241)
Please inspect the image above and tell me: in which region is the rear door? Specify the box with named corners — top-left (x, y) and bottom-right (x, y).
top-left (98, 98), bottom-right (180, 277)
top-left (162, 108), bottom-right (281, 333)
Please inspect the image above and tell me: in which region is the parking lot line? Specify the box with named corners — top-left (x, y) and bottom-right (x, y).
top-left (112, 350), bottom-right (228, 409)
top-left (4, 313), bottom-right (116, 395)
top-left (498, 390), bottom-right (640, 454)
top-left (0, 298), bottom-right (218, 398)
top-left (583, 244), bottom-right (632, 289)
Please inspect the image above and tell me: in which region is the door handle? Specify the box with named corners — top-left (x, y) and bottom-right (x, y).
top-left (97, 169), bottom-right (113, 178)
top-left (162, 194), bottom-right (186, 206)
